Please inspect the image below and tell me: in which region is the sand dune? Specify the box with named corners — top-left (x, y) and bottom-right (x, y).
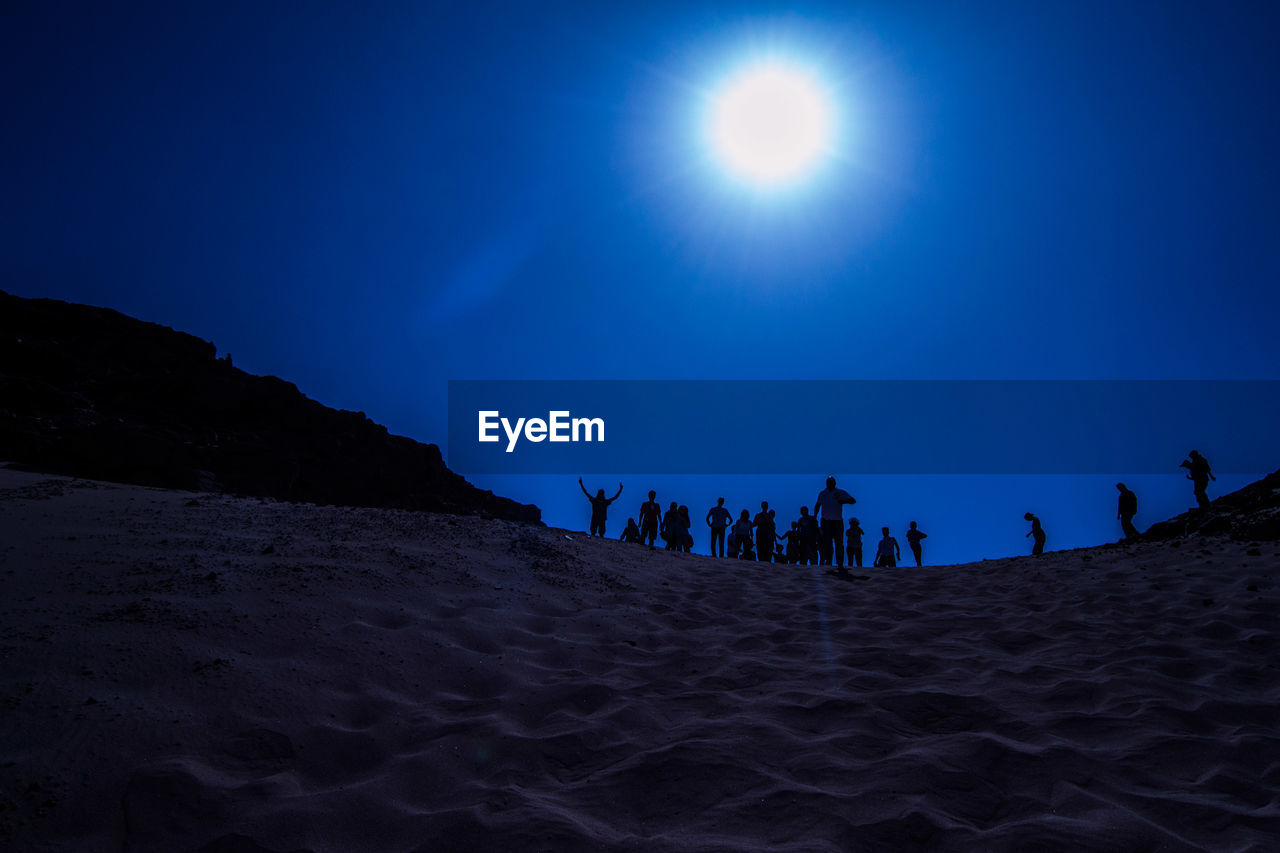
top-left (1, 467), bottom-right (1277, 851)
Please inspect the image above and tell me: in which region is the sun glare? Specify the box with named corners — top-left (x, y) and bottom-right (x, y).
top-left (707, 62), bottom-right (834, 186)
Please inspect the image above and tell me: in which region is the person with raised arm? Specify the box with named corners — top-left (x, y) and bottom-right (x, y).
top-left (780, 522), bottom-right (802, 564)
top-left (813, 477), bottom-right (857, 567)
top-left (905, 521), bottom-right (927, 567)
top-left (1181, 450), bottom-right (1215, 510)
top-left (579, 478), bottom-right (622, 537)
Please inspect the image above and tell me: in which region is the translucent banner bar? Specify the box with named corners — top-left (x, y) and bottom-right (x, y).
top-left (447, 380), bottom-right (1280, 475)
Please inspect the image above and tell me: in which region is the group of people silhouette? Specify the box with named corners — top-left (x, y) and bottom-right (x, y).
top-left (587, 475), bottom-right (928, 569)
top-left (581, 451), bottom-right (1215, 563)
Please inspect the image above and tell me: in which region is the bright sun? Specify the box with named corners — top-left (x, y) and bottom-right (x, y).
top-left (708, 63), bottom-right (834, 186)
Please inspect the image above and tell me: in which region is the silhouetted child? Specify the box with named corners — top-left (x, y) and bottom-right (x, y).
top-left (639, 490), bottom-right (661, 549)
top-left (706, 497), bottom-right (731, 557)
top-left (1024, 512), bottom-right (1045, 555)
top-left (780, 522), bottom-right (802, 564)
top-left (874, 526), bottom-right (899, 568)
top-left (846, 518), bottom-right (864, 568)
top-left (773, 544), bottom-right (788, 563)
top-left (1116, 483), bottom-right (1139, 540)
top-left (619, 518), bottom-right (642, 544)
top-left (905, 521), bottom-right (927, 567)
top-left (579, 477), bottom-right (622, 537)
top-left (1181, 450), bottom-right (1215, 509)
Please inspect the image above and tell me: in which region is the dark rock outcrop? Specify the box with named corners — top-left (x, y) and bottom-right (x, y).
top-left (1143, 468), bottom-right (1280, 541)
top-left (0, 290), bottom-right (540, 523)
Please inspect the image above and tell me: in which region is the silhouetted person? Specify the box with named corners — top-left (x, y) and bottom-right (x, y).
top-left (706, 497), bottom-right (731, 557)
top-left (905, 521), bottom-right (927, 567)
top-left (874, 526), bottom-right (900, 568)
top-left (1025, 512), bottom-right (1045, 555)
top-left (754, 501), bottom-right (776, 563)
top-left (780, 522), bottom-right (802, 564)
top-left (661, 501), bottom-right (680, 551)
top-left (731, 510), bottom-right (754, 559)
top-left (1181, 450), bottom-right (1215, 509)
top-left (1116, 482), bottom-right (1139, 540)
top-left (579, 477), bottom-right (622, 537)
top-left (619, 518), bottom-right (642, 544)
top-left (639, 490), bottom-right (661, 549)
top-left (814, 477), bottom-right (856, 567)
top-left (797, 507), bottom-right (819, 565)
top-left (773, 543), bottom-right (788, 563)
top-left (845, 518), bottom-right (865, 568)
top-left (678, 505), bottom-right (693, 552)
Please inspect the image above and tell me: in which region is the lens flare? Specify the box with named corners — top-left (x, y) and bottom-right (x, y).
top-left (708, 63), bottom-right (834, 186)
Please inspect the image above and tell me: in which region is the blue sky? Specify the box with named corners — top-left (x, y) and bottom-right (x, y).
top-left (4, 2), bottom-right (1276, 561)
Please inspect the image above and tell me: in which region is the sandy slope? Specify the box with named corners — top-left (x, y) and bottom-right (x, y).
top-left (0, 468), bottom-right (1277, 852)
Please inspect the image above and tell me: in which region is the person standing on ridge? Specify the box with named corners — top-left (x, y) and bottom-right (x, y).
top-left (846, 518), bottom-right (865, 568)
top-left (814, 477), bottom-right (857, 567)
top-left (1025, 512), bottom-right (1046, 555)
top-left (639, 490), bottom-right (661, 549)
top-left (579, 478), bottom-right (622, 537)
top-left (677, 506), bottom-right (693, 552)
top-left (1116, 483), bottom-right (1139, 540)
top-left (797, 507), bottom-right (819, 565)
top-left (874, 526), bottom-right (900, 568)
top-left (754, 501), bottom-right (776, 563)
top-left (706, 497), bottom-right (731, 557)
top-left (780, 522), bottom-right (802, 564)
top-left (731, 510), bottom-right (755, 559)
top-left (661, 501), bottom-right (680, 551)
top-left (905, 521), bottom-right (927, 567)
top-left (1181, 450), bottom-right (1215, 509)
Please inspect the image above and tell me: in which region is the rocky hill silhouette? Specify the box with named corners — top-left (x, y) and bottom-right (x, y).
top-left (0, 289), bottom-right (540, 522)
top-left (1144, 468), bottom-right (1280, 541)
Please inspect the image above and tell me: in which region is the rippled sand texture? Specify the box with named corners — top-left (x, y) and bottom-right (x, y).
top-left (1, 468), bottom-right (1277, 852)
